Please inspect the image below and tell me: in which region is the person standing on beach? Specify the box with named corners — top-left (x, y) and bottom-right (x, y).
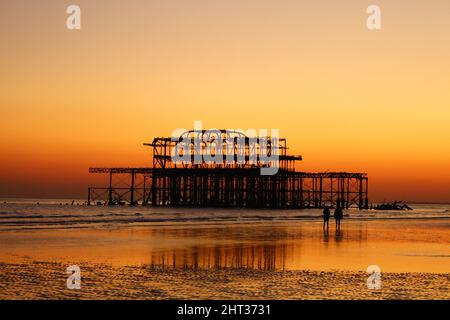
top-left (334, 205), bottom-right (343, 230)
top-left (323, 206), bottom-right (330, 230)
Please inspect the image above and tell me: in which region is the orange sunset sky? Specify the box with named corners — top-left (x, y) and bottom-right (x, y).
top-left (0, 0), bottom-right (449, 202)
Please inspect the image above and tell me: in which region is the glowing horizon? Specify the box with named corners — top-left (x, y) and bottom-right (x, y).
top-left (1, 0), bottom-right (449, 202)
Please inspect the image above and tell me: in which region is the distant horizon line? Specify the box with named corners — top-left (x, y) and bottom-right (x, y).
top-left (0, 196), bottom-right (449, 206)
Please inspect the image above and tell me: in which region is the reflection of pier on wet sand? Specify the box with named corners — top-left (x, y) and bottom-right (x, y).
top-left (144, 225), bottom-right (365, 271)
top-left (148, 243), bottom-right (288, 271)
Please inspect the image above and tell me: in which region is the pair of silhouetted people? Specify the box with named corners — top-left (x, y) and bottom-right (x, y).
top-left (323, 205), bottom-right (343, 230)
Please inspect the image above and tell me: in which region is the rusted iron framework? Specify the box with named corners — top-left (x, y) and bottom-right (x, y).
top-left (146, 130), bottom-right (299, 171)
top-left (88, 130), bottom-right (368, 209)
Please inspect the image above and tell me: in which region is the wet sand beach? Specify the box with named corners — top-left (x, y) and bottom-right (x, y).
top-left (0, 203), bottom-right (449, 299)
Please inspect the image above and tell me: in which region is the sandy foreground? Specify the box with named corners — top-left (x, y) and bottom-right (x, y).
top-left (0, 219), bottom-right (449, 299)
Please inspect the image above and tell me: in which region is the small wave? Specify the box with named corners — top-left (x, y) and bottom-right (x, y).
top-left (0, 212), bottom-right (136, 220)
top-left (401, 254), bottom-right (450, 258)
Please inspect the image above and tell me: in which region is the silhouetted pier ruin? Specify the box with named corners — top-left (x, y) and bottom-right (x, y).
top-left (88, 130), bottom-right (368, 209)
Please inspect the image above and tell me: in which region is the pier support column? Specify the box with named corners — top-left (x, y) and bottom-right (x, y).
top-left (346, 177), bottom-right (350, 209)
top-left (364, 178), bottom-right (369, 209)
top-left (358, 177), bottom-right (363, 209)
top-left (330, 178), bottom-right (333, 207)
top-left (130, 170), bottom-right (135, 206)
top-left (319, 177), bottom-right (323, 208)
top-left (151, 173), bottom-right (157, 206)
top-left (142, 175), bottom-right (146, 206)
top-left (108, 172), bottom-right (113, 205)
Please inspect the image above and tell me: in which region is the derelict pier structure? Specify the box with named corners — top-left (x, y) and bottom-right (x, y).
top-left (88, 130), bottom-right (368, 209)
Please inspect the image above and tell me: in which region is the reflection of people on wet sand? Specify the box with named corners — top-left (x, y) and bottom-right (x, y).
top-left (334, 205), bottom-right (343, 230)
top-left (335, 228), bottom-right (343, 241)
top-left (322, 206), bottom-right (330, 230)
